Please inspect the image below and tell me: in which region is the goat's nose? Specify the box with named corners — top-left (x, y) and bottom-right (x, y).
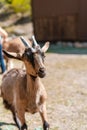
top-left (38, 67), bottom-right (46, 78)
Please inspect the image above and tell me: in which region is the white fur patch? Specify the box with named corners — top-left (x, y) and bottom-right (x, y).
top-left (16, 114), bottom-right (22, 129)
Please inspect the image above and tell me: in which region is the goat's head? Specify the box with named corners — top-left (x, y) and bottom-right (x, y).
top-left (3, 36), bottom-right (50, 78)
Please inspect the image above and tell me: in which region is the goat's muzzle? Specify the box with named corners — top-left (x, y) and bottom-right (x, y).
top-left (38, 67), bottom-right (46, 78)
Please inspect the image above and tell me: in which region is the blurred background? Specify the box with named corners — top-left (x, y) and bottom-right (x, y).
top-left (0, 0), bottom-right (33, 38)
top-left (1, 0), bottom-right (87, 49)
top-left (0, 1), bottom-right (87, 130)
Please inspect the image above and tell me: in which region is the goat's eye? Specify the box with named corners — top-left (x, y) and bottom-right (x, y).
top-left (41, 52), bottom-right (45, 58)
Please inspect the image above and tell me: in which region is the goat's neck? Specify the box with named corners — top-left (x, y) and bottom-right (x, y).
top-left (26, 73), bottom-right (43, 112)
top-left (26, 73), bottom-right (40, 92)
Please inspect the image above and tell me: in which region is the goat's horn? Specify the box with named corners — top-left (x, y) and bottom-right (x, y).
top-left (32, 35), bottom-right (38, 46)
top-left (20, 36), bottom-right (31, 47)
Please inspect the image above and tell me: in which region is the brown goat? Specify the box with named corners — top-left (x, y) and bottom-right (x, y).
top-left (3, 37), bottom-right (31, 70)
top-left (1, 36), bottom-right (50, 130)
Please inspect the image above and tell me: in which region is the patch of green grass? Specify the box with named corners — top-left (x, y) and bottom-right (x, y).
top-left (1, 125), bottom-right (16, 130)
top-left (50, 127), bottom-right (59, 130)
top-left (47, 44), bottom-right (87, 54)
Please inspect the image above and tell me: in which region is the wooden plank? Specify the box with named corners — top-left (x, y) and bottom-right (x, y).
top-left (34, 16), bottom-right (77, 41)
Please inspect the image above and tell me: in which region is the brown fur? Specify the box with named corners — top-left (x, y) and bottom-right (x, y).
top-left (3, 37), bottom-right (32, 70)
top-left (1, 42), bottom-right (50, 130)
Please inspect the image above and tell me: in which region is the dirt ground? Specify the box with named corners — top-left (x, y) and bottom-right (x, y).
top-left (0, 52), bottom-right (87, 130)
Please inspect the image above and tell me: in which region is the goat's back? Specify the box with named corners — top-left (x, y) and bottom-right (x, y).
top-left (3, 38), bottom-right (25, 53)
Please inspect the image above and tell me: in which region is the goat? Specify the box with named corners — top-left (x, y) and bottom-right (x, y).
top-left (1, 36), bottom-right (50, 130)
top-left (3, 37), bottom-right (31, 70)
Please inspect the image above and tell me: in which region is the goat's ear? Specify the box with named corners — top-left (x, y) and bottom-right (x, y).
top-left (41, 42), bottom-right (50, 52)
top-left (3, 50), bottom-right (22, 60)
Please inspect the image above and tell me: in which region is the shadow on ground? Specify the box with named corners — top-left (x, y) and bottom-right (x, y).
top-left (0, 122), bottom-right (16, 130)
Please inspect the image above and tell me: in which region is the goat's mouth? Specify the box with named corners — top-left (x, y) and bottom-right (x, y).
top-left (37, 69), bottom-right (46, 78)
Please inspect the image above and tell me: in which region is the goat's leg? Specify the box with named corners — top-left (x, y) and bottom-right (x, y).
top-left (7, 59), bottom-right (14, 70)
top-left (12, 109), bottom-right (27, 130)
top-left (39, 103), bottom-right (49, 130)
top-left (4, 55), bottom-right (8, 69)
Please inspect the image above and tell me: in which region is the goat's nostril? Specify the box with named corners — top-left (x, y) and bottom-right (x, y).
top-left (39, 68), bottom-right (45, 73)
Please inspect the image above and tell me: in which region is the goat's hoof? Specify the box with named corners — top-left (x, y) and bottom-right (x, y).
top-left (43, 121), bottom-right (49, 130)
top-left (21, 123), bottom-right (27, 130)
